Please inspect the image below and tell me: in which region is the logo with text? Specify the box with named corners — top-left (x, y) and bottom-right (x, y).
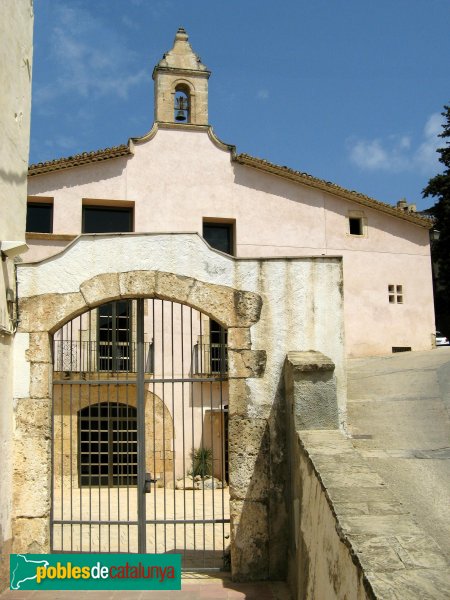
top-left (10, 554), bottom-right (181, 590)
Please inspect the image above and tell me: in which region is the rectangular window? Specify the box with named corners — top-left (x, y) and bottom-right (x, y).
top-left (202, 221), bottom-right (234, 255)
top-left (26, 202), bottom-right (53, 233)
top-left (202, 220), bottom-right (233, 375)
top-left (388, 284), bottom-right (404, 304)
top-left (83, 206), bottom-right (133, 233)
top-left (209, 319), bottom-right (228, 374)
top-left (97, 300), bottom-right (132, 371)
top-left (349, 217), bottom-right (363, 236)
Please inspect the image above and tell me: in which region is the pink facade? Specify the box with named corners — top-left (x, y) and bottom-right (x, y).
top-left (25, 30), bottom-right (435, 358)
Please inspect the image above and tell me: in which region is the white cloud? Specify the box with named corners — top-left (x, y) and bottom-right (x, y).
top-left (55, 135), bottom-right (78, 150)
top-left (257, 89), bottom-right (269, 100)
top-left (43, 135), bottom-right (77, 153)
top-left (347, 112), bottom-right (443, 174)
top-left (415, 113), bottom-right (443, 171)
top-left (34, 4), bottom-right (149, 105)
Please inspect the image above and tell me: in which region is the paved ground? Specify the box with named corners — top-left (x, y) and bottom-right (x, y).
top-left (52, 488), bottom-right (230, 568)
top-left (0, 574), bottom-right (291, 600)
top-left (347, 347), bottom-right (450, 557)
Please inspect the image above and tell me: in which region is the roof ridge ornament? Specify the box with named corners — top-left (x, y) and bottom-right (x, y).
top-left (175, 26), bottom-right (188, 41)
top-left (155, 27), bottom-right (208, 73)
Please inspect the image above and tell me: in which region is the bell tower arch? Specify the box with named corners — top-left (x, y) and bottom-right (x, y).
top-left (153, 27), bottom-right (210, 125)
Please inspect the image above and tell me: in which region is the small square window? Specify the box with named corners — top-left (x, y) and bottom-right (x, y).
top-left (349, 217), bottom-right (363, 236)
top-left (26, 202), bottom-right (53, 233)
top-left (202, 221), bottom-right (234, 255)
top-left (388, 284), bottom-right (404, 304)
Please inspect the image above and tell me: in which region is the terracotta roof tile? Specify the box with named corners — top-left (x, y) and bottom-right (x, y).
top-left (28, 144), bottom-right (132, 176)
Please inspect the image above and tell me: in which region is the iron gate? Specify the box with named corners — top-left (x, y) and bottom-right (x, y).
top-left (51, 298), bottom-right (229, 569)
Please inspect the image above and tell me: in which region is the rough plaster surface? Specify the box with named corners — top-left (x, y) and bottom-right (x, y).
top-left (0, 1), bottom-right (34, 591)
top-left (15, 233), bottom-right (345, 581)
top-left (0, 0), bottom-right (33, 242)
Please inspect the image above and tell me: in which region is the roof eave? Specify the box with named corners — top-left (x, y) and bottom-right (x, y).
top-left (28, 144), bottom-right (132, 177)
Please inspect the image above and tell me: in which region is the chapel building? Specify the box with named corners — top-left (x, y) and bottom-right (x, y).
top-left (11, 28), bottom-right (435, 579)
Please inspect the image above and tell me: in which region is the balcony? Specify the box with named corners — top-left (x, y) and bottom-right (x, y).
top-left (53, 340), bottom-right (154, 374)
top-left (193, 335), bottom-right (228, 377)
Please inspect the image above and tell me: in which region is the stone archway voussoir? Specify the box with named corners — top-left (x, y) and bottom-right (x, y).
top-left (18, 292), bottom-right (87, 334)
top-left (79, 272), bottom-right (120, 307)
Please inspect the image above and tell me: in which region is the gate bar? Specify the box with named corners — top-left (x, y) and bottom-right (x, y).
top-left (136, 299), bottom-right (146, 553)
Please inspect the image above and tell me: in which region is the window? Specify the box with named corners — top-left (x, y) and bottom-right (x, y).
top-left (202, 221), bottom-right (234, 255)
top-left (349, 217), bottom-right (363, 236)
top-left (26, 202), bottom-right (53, 233)
top-left (98, 301), bottom-right (132, 371)
top-left (193, 319), bottom-right (228, 376)
top-left (209, 319), bottom-right (228, 374)
top-left (82, 206), bottom-right (133, 233)
top-left (201, 220), bottom-right (233, 375)
top-left (347, 211), bottom-right (367, 237)
top-left (78, 403), bottom-right (137, 487)
top-left (388, 284), bottom-right (403, 304)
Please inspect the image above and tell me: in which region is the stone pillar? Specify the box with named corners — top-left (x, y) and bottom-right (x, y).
top-left (285, 351), bottom-right (339, 430)
top-left (12, 331), bottom-right (52, 553)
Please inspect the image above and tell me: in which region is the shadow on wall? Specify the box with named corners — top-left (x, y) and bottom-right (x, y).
top-left (28, 155), bottom-right (130, 195)
top-left (229, 370), bottom-right (289, 582)
top-left (232, 162), bottom-right (430, 249)
top-left (232, 162), bottom-right (322, 209)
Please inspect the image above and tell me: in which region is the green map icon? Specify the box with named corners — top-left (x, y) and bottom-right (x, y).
top-left (10, 554), bottom-right (49, 590)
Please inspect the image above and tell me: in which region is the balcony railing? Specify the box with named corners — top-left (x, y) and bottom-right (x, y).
top-left (193, 337), bottom-right (228, 376)
top-left (54, 339), bottom-right (229, 377)
top-left (53, 340), bottom-right (154, 373)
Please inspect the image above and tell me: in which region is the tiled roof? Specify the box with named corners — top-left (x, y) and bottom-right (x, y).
top-left (234, 153), bottom-right (433, 228)
top-left (28, 144), bottom-right (132, 176)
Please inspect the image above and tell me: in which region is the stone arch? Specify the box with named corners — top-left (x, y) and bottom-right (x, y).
top-left (15, 270), bottom-right (265, 557)
top-left (18, 270), bottom-right (262, 335)
top-left (173, 81), bottom-right (192, 123)
top-left (171, 78), bottom-right (195, 123)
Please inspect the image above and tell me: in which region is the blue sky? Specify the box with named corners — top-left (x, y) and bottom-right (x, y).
top-left (30, 0), bottom-right (449, 210)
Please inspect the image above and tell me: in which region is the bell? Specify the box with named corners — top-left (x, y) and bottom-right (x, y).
top-left (175, 110), bottom-right (186, 121)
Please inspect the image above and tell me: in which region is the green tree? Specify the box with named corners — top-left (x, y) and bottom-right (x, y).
top-left (423, 105), bottom-right (450, 333)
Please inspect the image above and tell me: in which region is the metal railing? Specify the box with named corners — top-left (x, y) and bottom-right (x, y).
top-left (193, 339), bottom-right (228, 376)
top-left (53, 340), bottom-right (154, 373)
